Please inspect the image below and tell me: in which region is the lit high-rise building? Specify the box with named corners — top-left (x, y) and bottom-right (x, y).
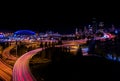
top-left (92, 17), bottom-right (97, 33)
top-left (75, 28), bottom-right (78, 35)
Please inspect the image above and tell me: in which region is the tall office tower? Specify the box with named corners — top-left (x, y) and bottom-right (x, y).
top-left (75, 28), bottom-right (78, 35)
top-left (79, 28), bottom-right (82, 34)
top-left (92, 17), bottom-right (97, 33)
top-left (111, 24), bottom-right (115, 32)
top-left (84, 26), bottom-right (87, 32)
top-left (99, 22), bottom-right (104, 30)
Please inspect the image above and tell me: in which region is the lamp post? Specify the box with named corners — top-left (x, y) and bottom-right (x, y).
top-left (16, 40), bottom-right (17, 57)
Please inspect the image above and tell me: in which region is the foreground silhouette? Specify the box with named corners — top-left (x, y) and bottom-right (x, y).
top-left (30, 47), bottom-right (120, 81)
top-left (43, 54), bottom-right (120, 81)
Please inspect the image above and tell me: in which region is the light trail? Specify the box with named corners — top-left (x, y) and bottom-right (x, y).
top-left (12, 48), bottom-right (43, 81)
top-left (0, 59), bottom-right (12, 81)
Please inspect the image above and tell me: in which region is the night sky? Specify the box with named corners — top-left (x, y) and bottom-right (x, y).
top-left (0, 4), bottom-right (120, 34)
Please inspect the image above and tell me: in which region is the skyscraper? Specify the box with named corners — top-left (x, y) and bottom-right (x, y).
top-left (98, 22), bottom-right (104, 31)
top-left (92, 17), bottom-right (97, 33)
top-left (75, 28), bottom-right (78, 35)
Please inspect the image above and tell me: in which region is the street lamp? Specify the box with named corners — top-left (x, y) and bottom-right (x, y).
top-left (15, 40), bottom-right (17, 57)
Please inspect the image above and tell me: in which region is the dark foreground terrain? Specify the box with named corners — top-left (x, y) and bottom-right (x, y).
top-left (30, 47), bottom-right (120, 81)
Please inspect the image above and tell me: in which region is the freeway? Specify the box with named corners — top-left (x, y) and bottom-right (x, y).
top-left (0, 45), bottom-right (17, 81)
top-left (12, 39), bottom-right (88, 81)
top-left (62, 39), bottom-right (87, 45)
top-left (12, 48), bottom-right (43, 81)
top-left (2, 45), bottom-right (17, 60)
top-left (0, 58), bottom-right (12, 81)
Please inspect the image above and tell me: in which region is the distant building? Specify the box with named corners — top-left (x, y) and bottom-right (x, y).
top-left (99, 22), bottom-right (104, 30)
top-left (92, 17), bottom-right (97, 33)
top-left (75, 28), bottom-right (78, 35)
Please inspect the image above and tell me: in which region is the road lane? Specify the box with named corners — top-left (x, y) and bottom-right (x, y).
top-left (0, 69), bottom-right (11, 81)
top-left (12, 39), bottom-right (88, 81)
top-left (0, 59), bottom-right (12, 81)
top-left (0, 45), bottom-right (17, 81)
top-left (2, 45), bottom-right (17, 60)
top-left (12, 48), bottom-right (43, 81)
